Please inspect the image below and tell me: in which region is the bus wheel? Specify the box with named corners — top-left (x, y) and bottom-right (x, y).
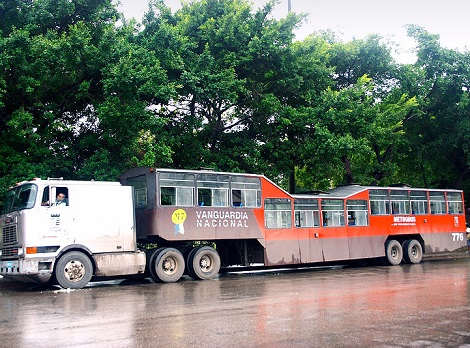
top-left (149, 248), bottom-right (185, 283)
top-left (185, 248), bottom-right (198, 279)
top-left (187, 246), bottom-right (221, 280)
top-left (384, 240), bottom-right (403, 266)
top-left (55, 251), bottom-right (93, 289)
top-left (403, 239), bottom-right (423, 264)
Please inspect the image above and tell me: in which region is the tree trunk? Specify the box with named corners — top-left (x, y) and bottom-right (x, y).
top-left (288, 166), bottom-right (295, 194)
top-left (342, 155), bottom-right (354, 184)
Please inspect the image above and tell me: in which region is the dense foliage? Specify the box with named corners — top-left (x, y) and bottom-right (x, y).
top-left (0, 0), bottom-right (469, 205)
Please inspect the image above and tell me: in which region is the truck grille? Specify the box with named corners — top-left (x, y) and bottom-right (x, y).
top-left (2, 246), bottom-right (19, 258)
top-left (2, 225), bottom-right (18, 259)
top-left (3, 225), bottom-right (18, 245)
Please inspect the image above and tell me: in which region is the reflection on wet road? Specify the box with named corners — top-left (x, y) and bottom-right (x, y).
top-left (1, 258), bottom-right (469, 347)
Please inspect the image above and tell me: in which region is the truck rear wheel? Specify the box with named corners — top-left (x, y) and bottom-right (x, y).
top-left (384, 240), bottom-right (403, 266)
top-left (149, 248), bottom-right (185, 283)
top-left (187, 246), bottom-right (220, 280)
top-left (402, 239), bottom-right (423, 264)
top-left (55, 251), bottom-right (93, 289)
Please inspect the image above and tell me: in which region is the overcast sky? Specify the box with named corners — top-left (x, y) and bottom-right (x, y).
top-left (116, 0), bottom-right (470, 63)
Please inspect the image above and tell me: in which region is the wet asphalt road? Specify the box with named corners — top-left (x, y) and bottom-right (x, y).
top-left (1, 255), bottom-right (469, 348)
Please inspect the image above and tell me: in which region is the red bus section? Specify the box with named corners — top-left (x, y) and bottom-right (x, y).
top-left (119, 167), bottom-right (467, 269)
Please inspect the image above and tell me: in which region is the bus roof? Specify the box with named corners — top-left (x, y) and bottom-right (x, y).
top-left (293, 185), bottom-right (463, 200)
top-left (119, 167), bottom-right (463, 200)
top-left (119, 166), bottom-right (264, 181)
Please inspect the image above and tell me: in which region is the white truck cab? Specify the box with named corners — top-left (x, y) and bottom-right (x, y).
top-left (0, 179), bottom-right (146, 288)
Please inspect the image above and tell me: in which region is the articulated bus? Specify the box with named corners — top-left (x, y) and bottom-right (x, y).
top-left (119, 167), bottom-right (467, 278)
top-left (1, 167), bottom-right (467, 288)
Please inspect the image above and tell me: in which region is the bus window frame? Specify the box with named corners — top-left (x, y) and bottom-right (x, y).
top-left (429, 191), bottom-right (446, 215)
top-left (159, 172), bottom-right (195, 207)
top-left (346, 199), bottom-right (369, 226)
top-left (390, 190), bottom-right (410, 215)
top-left (127, 176), bottom-right (148, 208)
top-left (410, 190), bottom-right (428, 215)
top-left (446, 192), bottom-right (463, 214)
top-left (321, 199), bottom-right (345, 227)
top-left (369, 189), bottom-right (390, 215)
top-left (264, 198), bottom-right (292, 229)
top-left (231, 176), bottom-right (261, 208)
top-left (196, 173), bottom-right (229, 207)
top-left (294, 199), bottom-right (320, 228)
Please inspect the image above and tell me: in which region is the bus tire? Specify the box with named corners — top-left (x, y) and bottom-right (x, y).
top-left (185, 247), bottom-right (199, 279)
top-left (384, 240), bottom-right (403, 266)
top-left (187, 246), bottom-right (221, 280)
top-left (149, 248), bottom-right (185, 283)
top-left (403, 239), bottom-right (423, 264)
top-left (55, 251), bottom-right (93, 289)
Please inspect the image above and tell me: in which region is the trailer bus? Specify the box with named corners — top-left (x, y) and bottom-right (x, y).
top-left (0, 167), bottom-right (467, 289)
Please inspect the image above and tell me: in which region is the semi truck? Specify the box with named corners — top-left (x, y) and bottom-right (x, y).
top-left (0, 167), bottom-right (467, 289)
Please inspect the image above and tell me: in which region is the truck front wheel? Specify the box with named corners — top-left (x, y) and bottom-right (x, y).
top-left (55, 251), bottom-right (93, 289)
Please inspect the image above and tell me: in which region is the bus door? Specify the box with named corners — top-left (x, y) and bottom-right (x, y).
top-left (319, 199), bottom-right (349, 261)
top-left (345, 199), bottom-right (372, 259)
top-left (294, 199), bottom-right (322, 262)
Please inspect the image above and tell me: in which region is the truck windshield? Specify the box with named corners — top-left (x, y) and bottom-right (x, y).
top-left (1, 184), bottom-right (38, 214)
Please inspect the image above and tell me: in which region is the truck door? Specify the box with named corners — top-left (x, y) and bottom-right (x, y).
top-left (39, 185), bottom-right (74, 242)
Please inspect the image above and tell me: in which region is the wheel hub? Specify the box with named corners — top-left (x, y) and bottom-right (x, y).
top-left (200, 255), bottom-right (212, 271)
top-left (64, 260), bottom-right (85, 282)
top-left (162, 257), bottom-right (176, 274)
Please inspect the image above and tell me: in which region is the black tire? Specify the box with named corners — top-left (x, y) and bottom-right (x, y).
top-left (55, 251), bottom-right (93, 289)
top-left (187, 246), bottom-right (221, 280)
top-left (384, 239), bottom-right (403, 266)
top-left (145, 248), bottom-right (164, 277)
top-left (403, 239), bottom-right (423, 264)
top-left (185, 247), bottom-right (199, 279)
top-left (149, 248), bottom-right (185, 283)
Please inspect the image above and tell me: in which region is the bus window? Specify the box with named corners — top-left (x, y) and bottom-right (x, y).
top-left (231, 176), bottom-right (261, 208)
top-left (390, 190), bottom-right (410, 214)
top-left (321, 199), bottom-right (345, 227)
top-left (159, 172), bottom-right (195, 206)
top-left (197, 174), bottom-right (229, 207)
top-left (447, 192), bottom-right (463, 214)
top-left (410, 191), bottom-right (428, 215)
top-left (294, 199), bottom-right (320, 228)
top-left (127, 176), bottom-right (147, 208)
top-left (369, 189), bottom-right (389, 215)
top-left (346, 200), bottom-right (368, 226)
top-left (429, 191), bottom-right (446, 214)
top-left (265, 198), bottom-right (292, 228)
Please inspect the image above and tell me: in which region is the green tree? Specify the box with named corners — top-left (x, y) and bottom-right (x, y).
top-left (290, 34), bottom-right (416, 190)
top-left (397, 26), bottom-right (470, 193)
top-left (2, 0), bottom-right (467, 204)
top-left (141, 0), bottom-right (336, 193)
top-left (0, 0), bottom-right (174, 195)
top-left (294, 75), bottom-right (416, 190)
